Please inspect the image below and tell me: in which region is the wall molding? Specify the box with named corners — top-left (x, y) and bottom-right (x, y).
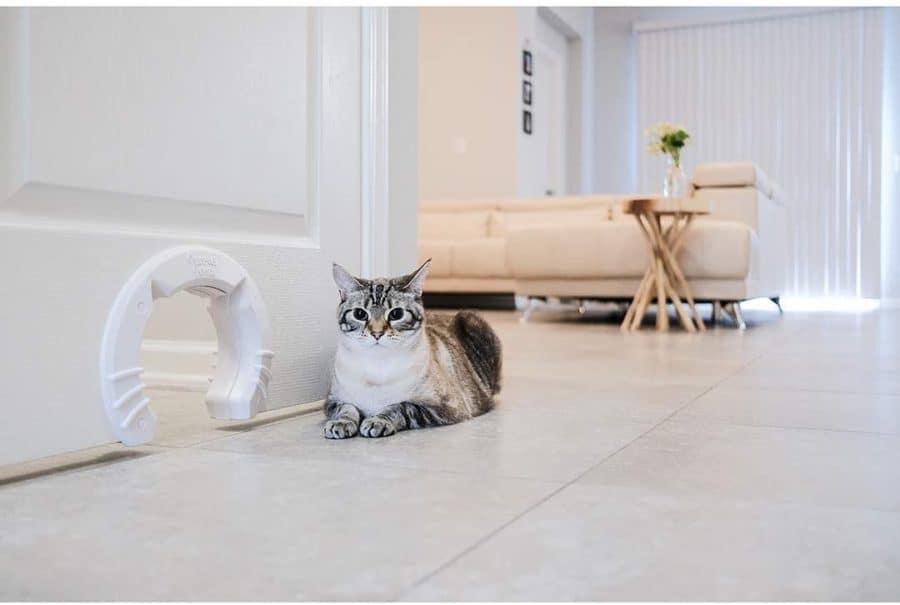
top-left (360, 7), bottom-right (391, 278)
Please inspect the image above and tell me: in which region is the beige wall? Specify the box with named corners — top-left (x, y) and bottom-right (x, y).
top-left (418, 8), bottom-right (594, 202)
top-left (418, 8), bottom-right (518, 201)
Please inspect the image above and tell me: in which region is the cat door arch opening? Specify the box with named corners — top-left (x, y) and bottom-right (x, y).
top-left (100, 246), bottom-right (273, 446)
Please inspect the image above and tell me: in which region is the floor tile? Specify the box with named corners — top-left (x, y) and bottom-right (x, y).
top-left (3, 307), bottom-right (898, 600)
top-left (0, 443), bottom-right (163, 486)
top-left (147, 388), bottom-right (321, 448)
top-left (722, 355), bottom-right (900, 395)
top-left (503, 355), bottom-right (747, 390)
top-left (681, 385), bottom-right (900, 434)
top-left (499, 377), bottom-right (706, 424)
top-left (405, 484), bottom-right (900, 601)
top-left (202, 402), bottom-right (653, 483)
top-left (578, 416), bottom-right (900, 512)
top-left (0, 447), bottom-right (556, 601)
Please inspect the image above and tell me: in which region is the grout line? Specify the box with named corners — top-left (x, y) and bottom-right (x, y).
top-left (674, 413), bottom-right (900, 439)
top-left (705, 382), bottom-right (900, 398)
top-left (396, 358), bottom-right (759, 600)
top-left (191, 442), bottom-right (566, 486)
top-left (660, 354), bottom-right (765, 425)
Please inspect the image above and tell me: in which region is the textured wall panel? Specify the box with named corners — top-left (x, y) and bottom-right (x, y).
top-left (637, 9), bottom-right (884, 297)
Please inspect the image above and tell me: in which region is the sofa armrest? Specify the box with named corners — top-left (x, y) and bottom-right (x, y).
top-left (693, 187), bottom-right (787, 297)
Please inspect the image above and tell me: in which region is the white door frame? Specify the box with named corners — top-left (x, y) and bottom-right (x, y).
top-left (536, 7), bottom-right (594, 195)
top-left (360, 7), bottom-right (418, 279)
top-left (361, 8), bottom-right (391, 278)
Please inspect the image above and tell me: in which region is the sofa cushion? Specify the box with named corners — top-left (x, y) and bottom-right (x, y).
top-left (419, 210), bottom-right (490, 241)
top-left (418, 240), bottom-right (452, 277)
top-left (495, 195), bottom-right (623, 211)
top-left (489, 208), bottom-right (611, 238)
top-left (421, 200), bottom-right (499, 212)
top-left (451, 238), bottom-right (509, 278)
top-left (506, 219), bottom-right (755, 280)
top-left (679, 220), bottom-right (756, 279)
top-left (506, 221), bottom-right (647, 279)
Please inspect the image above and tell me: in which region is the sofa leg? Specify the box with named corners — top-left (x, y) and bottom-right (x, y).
top-left (723, 302), bottom-right (747, 330)
top-left (712, 301), bottom-right (723, 325)
top-left (519, 297), bottom-right (540, 323)
top-left (770, 296), bottom-right (783, 313)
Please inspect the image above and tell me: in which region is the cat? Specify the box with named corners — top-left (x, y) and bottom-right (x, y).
top-left (323, 259), bottom-right (502, 439)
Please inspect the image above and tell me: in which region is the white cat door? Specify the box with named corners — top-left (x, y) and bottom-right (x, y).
top-left (99, 246), bottom-right (273, 446)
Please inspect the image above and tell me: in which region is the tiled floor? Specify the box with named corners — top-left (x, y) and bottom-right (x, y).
top-left (2, 305), bottom-right (900, 600)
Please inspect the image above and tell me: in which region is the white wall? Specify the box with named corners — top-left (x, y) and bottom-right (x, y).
top-left (592, 9), bottom-right (637, 193)
top-left (418, 8), bottom-right (519, 201)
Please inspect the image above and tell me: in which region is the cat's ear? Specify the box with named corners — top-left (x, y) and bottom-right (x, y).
top-left (332, 263), bottom-right (364, 301)
top-left (399, 259), bottom-right (431, 297)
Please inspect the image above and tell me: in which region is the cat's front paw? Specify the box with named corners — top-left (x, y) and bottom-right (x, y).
top-left (324, 419), bottom-right (358, 439)
top-left (359, 416), bottom-right (396, 438)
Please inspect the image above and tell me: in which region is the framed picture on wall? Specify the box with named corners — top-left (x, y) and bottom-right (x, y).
top-left (523, 81), bottom-right (532, 105)
top-left (523, 50), bottom-right (533, 76)
top-left (523, 110), bottom-right (532, 135)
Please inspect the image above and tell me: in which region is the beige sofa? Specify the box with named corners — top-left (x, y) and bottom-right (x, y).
top-left (419, 162), bottom-right (787, 321)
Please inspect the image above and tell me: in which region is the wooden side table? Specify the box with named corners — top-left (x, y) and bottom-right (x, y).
top-left (621, 197), bottom-right (708, 333)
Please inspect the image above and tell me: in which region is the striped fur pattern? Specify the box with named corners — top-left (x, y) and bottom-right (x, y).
top-left (324, 260), bottom-right (502, 439)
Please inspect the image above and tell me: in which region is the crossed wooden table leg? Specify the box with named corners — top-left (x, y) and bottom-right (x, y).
top-left (621, 207), bottom-right (706, 333)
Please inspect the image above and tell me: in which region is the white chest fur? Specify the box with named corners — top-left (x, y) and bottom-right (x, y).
top-left (331, 338), bottom-right (429, 417)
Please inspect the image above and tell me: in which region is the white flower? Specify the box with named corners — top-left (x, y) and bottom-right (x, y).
top-left (644, 122), bottom-right (691, 158)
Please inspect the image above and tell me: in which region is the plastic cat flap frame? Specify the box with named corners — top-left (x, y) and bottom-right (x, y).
top-left (100, 246), bottom-right (274, 446)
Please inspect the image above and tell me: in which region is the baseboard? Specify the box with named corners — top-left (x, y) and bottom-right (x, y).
top-left (424, 292), bottom-right (516, 310)
top-left (140, 339), bottom-right (217, 392)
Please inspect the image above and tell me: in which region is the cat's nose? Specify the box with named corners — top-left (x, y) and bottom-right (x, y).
top-left (371, 330), bottom-right (385, 341)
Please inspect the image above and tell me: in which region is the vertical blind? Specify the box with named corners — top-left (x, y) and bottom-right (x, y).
top-left (636, 9), bottom-right (884, 298)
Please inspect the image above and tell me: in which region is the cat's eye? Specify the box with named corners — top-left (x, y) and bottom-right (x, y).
top-left (352, 308), bottom-right (369, 321)
top-left (388, 308), bottom-right (405, 321)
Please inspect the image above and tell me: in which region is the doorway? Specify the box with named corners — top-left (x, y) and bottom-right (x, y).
top-left (519, 10), bottom-right (585, 199)
top-left (531, 14), bottom-right (569, 197)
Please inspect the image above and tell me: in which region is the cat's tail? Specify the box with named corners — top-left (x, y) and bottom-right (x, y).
top-left (452, 311), bottom-right (502, 395)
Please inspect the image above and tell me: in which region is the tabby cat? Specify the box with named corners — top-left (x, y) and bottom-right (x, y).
top-left (323, 260), bottom-right (502, 439)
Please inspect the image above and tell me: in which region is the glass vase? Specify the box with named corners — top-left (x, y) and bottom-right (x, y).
top-left (663, 157), bottom-right (688, 199)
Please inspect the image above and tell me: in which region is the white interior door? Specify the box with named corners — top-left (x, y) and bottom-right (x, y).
top-left (521, 14), bottom-right (568, 198)
top-left (0, 8), bottom-right (411, 465)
